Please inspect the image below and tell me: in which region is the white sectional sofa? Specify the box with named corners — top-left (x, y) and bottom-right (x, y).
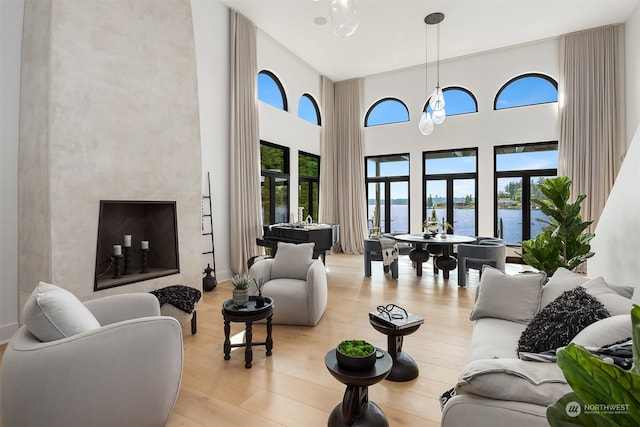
top-left (441, 267), bottom-right (636, 427)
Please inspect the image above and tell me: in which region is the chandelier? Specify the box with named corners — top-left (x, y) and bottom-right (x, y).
top-left (419, 12), bottom-right (446, 136)
top-left (329, 0), bottom-right (359, 37)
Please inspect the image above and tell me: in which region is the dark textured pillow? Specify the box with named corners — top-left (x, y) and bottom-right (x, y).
top-left (517, 286), bottom-right (609, 354)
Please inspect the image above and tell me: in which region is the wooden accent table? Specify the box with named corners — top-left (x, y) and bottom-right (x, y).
top-left (369, 316), bottom-right (423, 382)
top-left (222, 296), bottom-right (274, 368)
top-left (325, 349), bottom-right (393, 427)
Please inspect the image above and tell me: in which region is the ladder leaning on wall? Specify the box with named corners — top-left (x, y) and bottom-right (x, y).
top-left (202, 172), bottom-right (217, 290)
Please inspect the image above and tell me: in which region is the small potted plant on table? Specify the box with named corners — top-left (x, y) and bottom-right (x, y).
top-left (231, 274), bottom-right (252, 307)
top-left (336, 339), bottom-right (376, 371)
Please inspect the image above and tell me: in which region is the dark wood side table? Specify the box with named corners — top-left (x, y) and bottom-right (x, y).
top-left (369, 316), bottom-right (423, 382)
top-left (222, 296), bottom-right (274, 368)
top-left (324, 349), bottom-right (393, 427)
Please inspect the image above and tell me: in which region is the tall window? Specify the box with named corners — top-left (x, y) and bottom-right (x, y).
top-left (258, 70), bottom-right (288, 111)
top-left (423, 149), bottom-right (478, 236)
top-left (365, 154), bottom-right (410, 233)
top-left (298, 152), bottom-right (320, 222)
top-left (494, 73), bottom-right (558, 110)
top-left (364, 98), bottom-right (409, 127)
top-left (260, 141), bottom-right (289, 224)
top-left (495, 142), bottom-right (558, 244)
top-left (424, 86), bottom-right (478, 116)
top-left (298, 94), bottom-right (321, 125)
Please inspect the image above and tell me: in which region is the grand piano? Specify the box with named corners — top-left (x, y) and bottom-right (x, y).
top-left (257, 223), bottom-right (340, 263)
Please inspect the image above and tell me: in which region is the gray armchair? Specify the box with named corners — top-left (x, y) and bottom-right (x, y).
top-left (0, 293), bottom-right (183, 427)
top-left (249, 242), bottom-right (328, 326)
top-left (457, 240), bottom-right (506, 287)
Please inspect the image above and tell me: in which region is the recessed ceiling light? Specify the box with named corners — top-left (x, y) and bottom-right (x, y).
top-left (313, 16), bottom-right (327, 25)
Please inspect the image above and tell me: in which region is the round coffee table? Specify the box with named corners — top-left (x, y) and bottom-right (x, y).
top-left (222, 296), bottom-right (274, 368)
top-left (369, 317), bottom-right (422, 382)
top-left (325, 349), bottom-right (393, 427)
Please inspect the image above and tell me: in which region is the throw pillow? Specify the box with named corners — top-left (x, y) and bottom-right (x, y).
top-left (541, 268), bottom-right (633, 315)
top-left (517, 286), bottom-right (609, 354)
top-left (270, 242), bottom-right (315, 280)
top-left (633, 287), bottom-right (640, 305)
top-left (22, 281), bottom-right (101, 342)
top-left (455, 358), bottom-right (570, 406)
top-left (469, 267), bottom-right (546, 324)
top-left (571, 314), bottom-right (632, 348)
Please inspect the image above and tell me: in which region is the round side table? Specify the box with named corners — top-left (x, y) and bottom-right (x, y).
top-left (324, 349), bottom-right (392, 427)
top-left (222, 296), bottom-right (274, 368)
top-left (369, 317), bottom-right (422, 382)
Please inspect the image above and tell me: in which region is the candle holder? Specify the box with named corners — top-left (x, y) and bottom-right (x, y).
top-left (123, 246), bottom-right (131, 275)
top-left (140, 248), bottom-right (149, 273)
top-left (112, 255), bottom-right (123, 279)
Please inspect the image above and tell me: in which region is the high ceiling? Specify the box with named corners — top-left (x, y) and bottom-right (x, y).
top-left (220, 0), bottom-right (639, 81)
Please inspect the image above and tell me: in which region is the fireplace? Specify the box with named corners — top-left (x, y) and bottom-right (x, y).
top-left (94, 200), bottom-right (180, 291)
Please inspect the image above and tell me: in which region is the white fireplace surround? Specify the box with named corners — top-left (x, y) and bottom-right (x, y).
top-left (17, 0), bottom-right (202, 310)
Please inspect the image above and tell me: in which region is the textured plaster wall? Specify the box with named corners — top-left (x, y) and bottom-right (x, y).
top-left (18, 0), bottom-right (202, 307)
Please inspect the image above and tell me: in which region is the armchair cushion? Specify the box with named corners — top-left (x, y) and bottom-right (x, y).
top-left (271, 241), bottom-right (314, 280)
top-left (22, 281), bottom-right (100, 342)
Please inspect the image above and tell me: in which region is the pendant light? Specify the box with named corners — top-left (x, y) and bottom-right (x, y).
top-left (419, 12), bottom-right (446, 135)
top-left (330, 0), bottom-right (359, 38)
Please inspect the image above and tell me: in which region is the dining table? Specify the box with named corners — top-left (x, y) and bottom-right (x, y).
top-left (392, 233), bottom-right (476, 279)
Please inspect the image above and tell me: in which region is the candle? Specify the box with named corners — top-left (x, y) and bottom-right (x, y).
top-left (123, 234), bottom-right (131, 247)
top-left (113, 244), bottom-right (122, 256)
top-left (141, 240), bottom-right (149, 250)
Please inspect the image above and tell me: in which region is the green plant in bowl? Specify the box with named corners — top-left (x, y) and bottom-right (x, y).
top-left (336, 339), bottom-right (376, 371)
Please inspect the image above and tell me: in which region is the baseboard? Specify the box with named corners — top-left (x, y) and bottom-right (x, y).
top-left (0, 322), bottom-right (19, 344)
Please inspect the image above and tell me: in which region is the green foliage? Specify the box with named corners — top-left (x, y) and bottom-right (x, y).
top-left (547, 305), bottom-right (640, 427)
top-left (518, 176), bottom-right (594, 276)
top-left (231, 274), bottom-right (253, 290)
top-left (338, 340), bottom-right (374, 357)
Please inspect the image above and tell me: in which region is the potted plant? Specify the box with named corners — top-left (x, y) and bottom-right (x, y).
top-left (547, 305), bottom-right (640, 426)
top-left (336, 339), bottom-right (376, 371)
top-left (231, 274), bottom-right (252, 307)
top-left (518, 176), bottom-right (595, 277)
top-left (254, 277), bottom-right (266, 308)
top-left (423, 208), bottom-right (440, 237)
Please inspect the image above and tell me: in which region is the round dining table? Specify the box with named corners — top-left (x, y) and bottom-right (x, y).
top-left (392, 233), bottom-right (476, 279)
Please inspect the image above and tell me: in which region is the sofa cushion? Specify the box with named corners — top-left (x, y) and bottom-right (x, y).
top-left (271, 242), bottom-right (314, 280)
top-left (22, 281), bottom-right (101, 342)
top-left (517, 286), bottom-right (609, 354)
top-left (455, 358), bottom-right (570, 406)
top-left (467, 318), bottom-right (527, 361)
top-left (469, 267), bottom-right (546, 324)
top-left (571, 314), bottom-right (632, 348)
top-left (541, 269), bottom-right (632, 315)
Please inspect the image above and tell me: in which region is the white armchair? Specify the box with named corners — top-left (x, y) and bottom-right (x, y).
top-left (249, 242), bottom-right (328, 326)
top-left (1, 291), bottom-right (183, 427)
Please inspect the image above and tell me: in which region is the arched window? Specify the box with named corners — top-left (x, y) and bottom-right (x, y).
top-left (298, 94), bottom-right (321, 125)
top-left (423, 86), bottom-right (478, 116)
top-left (364, 98), bottom-right (409, 127)
top-left (258, 70), bottom-right (288, 111)
top-left (494, 73), bottom-right (558, 110)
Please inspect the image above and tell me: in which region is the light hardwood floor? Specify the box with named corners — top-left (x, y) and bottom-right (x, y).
top-left (0, 254), bottom-right (530, 427)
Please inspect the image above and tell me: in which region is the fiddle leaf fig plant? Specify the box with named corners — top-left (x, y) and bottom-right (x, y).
top-left (519, 176), bottom-right (595, 276)
top-left (547, 304), bottom-right (640, 427)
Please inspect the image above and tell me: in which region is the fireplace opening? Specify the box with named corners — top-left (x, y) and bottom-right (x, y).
top-left (94, 200), bottom-right (180, 291)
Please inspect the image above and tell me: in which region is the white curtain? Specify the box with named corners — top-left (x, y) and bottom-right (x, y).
top-left (229, 10), bottom-right (263, 274)
top-left (559, 25), bottom-right (623, 229)
top-left (320, 78), bottom-right (368, 254)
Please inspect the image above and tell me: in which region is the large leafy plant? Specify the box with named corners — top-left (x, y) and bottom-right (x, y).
top-left (519, 176), bottom-right (595, 276)
top-left (547, 304), bottom-right (640, 426)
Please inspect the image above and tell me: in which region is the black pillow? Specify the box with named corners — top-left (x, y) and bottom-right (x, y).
top-left (517, 286), bottom-right (610, 354)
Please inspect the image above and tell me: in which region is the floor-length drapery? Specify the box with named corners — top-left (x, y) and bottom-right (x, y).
top-left (319, 76), bottom-right (338, 250)
top-left (321, 78), bottom-right (368, 254)
top-left (229, 10), bottom-right (263, 273)
top-left (559, 25), bottom-right (623, 229)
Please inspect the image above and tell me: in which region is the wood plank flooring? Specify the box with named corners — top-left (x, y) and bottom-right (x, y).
top-left (0, 254), bottom-right (530, 426)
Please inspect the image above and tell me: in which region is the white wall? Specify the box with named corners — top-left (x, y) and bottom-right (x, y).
top-left (363, 39), bottom-right (559, 236)
top-left (625, 4), bottom-right (640, 151)
top-left (0, 0), bottom-right (23, 343)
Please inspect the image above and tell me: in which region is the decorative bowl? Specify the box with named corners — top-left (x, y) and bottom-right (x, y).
top-left (336, 339), bottom-right (376, 371)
